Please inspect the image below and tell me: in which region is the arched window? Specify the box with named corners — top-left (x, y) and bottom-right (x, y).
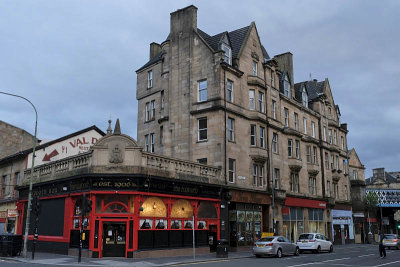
top-left (197, 202), bottom-right (218, 218)
top-left (302, 86), bottom-right (308, 108)
top-left (171, 199), bottom-right (193, 218)
top-left (140, 197), bottom-right (167, 217)
top-left (103, 202), bottom-right (128, 213)
top-left (284, 74), bottom-right (291, 98)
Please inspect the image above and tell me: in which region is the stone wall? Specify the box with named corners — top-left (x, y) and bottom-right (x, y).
top-left (0, 120), bottom-right (34, 159)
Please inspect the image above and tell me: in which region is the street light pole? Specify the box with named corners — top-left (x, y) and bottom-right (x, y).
top-left (0, 91), bottom-right (38, 258)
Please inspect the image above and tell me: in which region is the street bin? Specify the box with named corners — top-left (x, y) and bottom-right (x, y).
top-left (0, 234), bottom-right (23, 256)
top-left (216, 239), bottom-right (228, 258)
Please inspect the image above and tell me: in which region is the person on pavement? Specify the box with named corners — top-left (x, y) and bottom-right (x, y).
top-left (379, 229), bottom-right (386, 258)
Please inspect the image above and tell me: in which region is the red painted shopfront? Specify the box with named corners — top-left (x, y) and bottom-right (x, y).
top-left (282, 197), bottom-right (327, 242)
top-left (17, 177), bottom-right (221, 258)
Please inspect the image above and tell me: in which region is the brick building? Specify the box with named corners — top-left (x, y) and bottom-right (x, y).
top-left (136, 5), bottom-right (353, 244)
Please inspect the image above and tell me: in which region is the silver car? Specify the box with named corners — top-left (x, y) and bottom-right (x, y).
top-left (296, 233), bottom-right (333, 253)
top-left (383, 234), bottom-right (400, 250)
top-left (253, 236), bottom-right (300, 258)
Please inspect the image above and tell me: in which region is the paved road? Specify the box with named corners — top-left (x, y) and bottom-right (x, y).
top-left (172, 246), bottom-right (400, 267)
top-left (1, 245), bottom-right (399, 266)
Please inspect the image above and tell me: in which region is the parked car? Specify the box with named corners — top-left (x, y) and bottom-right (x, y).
top-left (253, 236), bottom-right (300, 258)
top-left (383, 234), bottom-right (400, 250)
top-left (296, 233), bottom-right (333, 254)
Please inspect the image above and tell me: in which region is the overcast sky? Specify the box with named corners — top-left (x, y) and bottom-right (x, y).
top-left (1, 0), bottom-right (399, 177)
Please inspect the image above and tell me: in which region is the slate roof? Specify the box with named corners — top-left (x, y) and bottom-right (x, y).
top-left (138, 24), bottom-right (270, 72)
top-left (366, 171), bottom-right (399, 185)
top-left (136, 51), bottom-right (163, 73)
top-left (294, 80), bottom-right (325, 102)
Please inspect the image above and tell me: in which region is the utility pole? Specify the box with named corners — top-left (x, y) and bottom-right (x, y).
top-left (0, 92), bottom-right (38, 258)
top-left (32, 197), bottom-right (40, 260)
top-left (78, 193), bottom-right (86, 263)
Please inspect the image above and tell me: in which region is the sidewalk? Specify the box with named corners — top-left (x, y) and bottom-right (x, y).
top-left (1, 250), bottom-right (253, 266)
top-left (1, 244), bottom-right (374, 266)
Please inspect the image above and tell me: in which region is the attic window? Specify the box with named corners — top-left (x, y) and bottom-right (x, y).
top-left (221, 44), bottom-right (231, 65)
top-left (302, 86), bottom-right (308, 108)
top-left (284, 74), bottom-right (291, 98)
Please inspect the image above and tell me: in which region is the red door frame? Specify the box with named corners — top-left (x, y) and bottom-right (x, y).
top-left (99, 218), bottom-right (129, 258)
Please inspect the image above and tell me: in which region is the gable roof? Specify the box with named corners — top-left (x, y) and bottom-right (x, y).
top-left (0, 125), bottom-right (105, 164)
top-left (198, 26), bottom-right (255, 59)
top-left (348, 148), bottom-right (365, 168)
top-left (138, 23), bottom-right (270, 72)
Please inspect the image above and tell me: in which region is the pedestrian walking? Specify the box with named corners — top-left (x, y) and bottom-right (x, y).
top-left (379, 229), bottom-right (386, 258)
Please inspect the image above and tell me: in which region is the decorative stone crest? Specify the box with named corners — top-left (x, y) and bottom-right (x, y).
top-left (251, 52), bottom-right (259, 61)
top-left (109, 144), bottom-right (123, 164)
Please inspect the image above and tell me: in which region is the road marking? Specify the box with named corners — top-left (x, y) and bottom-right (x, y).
top-left (373, 260), bottom-right (400, 266)
top-left (286, 257), bottom-right (351, 267)
top-left (358, 253), bottom-right (375, 257)
top-left (281, 256), bottom-right (308, 260)
top-left (331, 264), bottom-right (359, 266)
top-left (170, 259), bottom-right (232, 266)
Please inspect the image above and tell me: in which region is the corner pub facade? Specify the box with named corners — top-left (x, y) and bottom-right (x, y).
top-left (16, 124), bottom-right (225, 258)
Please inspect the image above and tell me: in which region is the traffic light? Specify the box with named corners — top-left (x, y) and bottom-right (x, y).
top-left (85, 198), bottom-right (92, 214)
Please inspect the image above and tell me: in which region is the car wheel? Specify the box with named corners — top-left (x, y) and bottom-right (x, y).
top-left (255, 254), bottom-right (261, 258)
top-left (294, 247), bottom-right (300, 256)
top-left (316, 246), bottom-right (321, 254)
top-left (276, 248), bottom-right (282, 258)
top-left (397, 246), bottom-right (399, 250)
top-left (329, 245), bottom-right (333, 253)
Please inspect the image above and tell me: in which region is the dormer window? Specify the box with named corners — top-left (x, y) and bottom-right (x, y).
top-left (284, 74), bottom-right (291, 98)
top-left (222, 44), bottom-right (231, 65)
top-left (302, 86), bottom-right (308, 108)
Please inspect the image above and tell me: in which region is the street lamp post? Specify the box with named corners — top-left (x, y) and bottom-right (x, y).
top-left (0, 91), bottom-right (38, 258)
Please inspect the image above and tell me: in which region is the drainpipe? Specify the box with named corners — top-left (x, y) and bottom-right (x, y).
top-left (221, 64), bottom-right (228, 242)
top-left (223, 67), bottom-right (227, 186)
top-left (264, 65), bottom-right (273, 233)
top-left (318, 116), bottom-right (328, 238)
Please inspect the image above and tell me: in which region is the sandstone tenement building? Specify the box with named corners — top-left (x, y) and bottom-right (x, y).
top-left (0, 120), bottom-right (35, 159)
top-left (136, 5), bottom-right (353, 244)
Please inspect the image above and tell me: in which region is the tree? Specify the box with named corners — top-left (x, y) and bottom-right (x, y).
top-left (365, 191), bottom-right (379, 235)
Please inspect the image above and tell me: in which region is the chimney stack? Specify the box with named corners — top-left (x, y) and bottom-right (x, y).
top-left (149, 42), bottom-right (161, 60)
top-left (373, 168), bottom-right (385, 181)
top-left (274, 52), bottom-right (294, 87)
top-left (170, 5), bottom-right (198, 39)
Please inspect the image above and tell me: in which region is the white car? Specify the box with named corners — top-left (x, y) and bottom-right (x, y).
top-left (296, 233), bottom-right (333, 254)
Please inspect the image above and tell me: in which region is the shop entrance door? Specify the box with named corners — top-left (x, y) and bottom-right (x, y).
top-left (103, 222), bottom-right (126, 257)
top-left (333, 224), bottom-right (342, 245)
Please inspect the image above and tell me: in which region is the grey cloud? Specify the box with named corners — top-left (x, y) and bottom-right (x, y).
top-left (1, 0), bottom-right (399, 177)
